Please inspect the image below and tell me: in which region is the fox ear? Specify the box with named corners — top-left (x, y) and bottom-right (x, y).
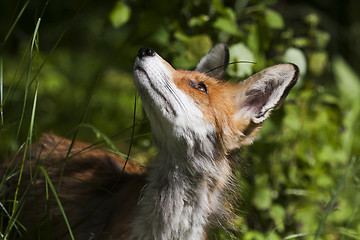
top-left (236, 64), bottom-right (299, 124)
top-left (195, 43), bottom-right (229, 79)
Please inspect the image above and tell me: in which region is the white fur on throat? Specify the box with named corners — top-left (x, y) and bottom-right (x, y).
top-left (132, 151), bottom-right (231, 240)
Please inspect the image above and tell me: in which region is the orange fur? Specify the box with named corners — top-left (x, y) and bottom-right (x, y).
top-left (3, 134), bottom-right (145, 239)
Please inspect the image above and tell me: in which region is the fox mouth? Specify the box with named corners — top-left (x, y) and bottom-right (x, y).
top-left (134, 66), bottom-right (177, 117)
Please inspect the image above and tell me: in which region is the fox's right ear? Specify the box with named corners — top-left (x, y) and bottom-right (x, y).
top-left (235, 63), bottom-right (299, 124)
top-left (232, 63), bottom-right (299, 145)
top-left (195, 43), bottom-right (229, 79)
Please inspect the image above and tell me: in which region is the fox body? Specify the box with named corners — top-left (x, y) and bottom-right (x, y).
top-left (2, 43), bottom-right (298, 239)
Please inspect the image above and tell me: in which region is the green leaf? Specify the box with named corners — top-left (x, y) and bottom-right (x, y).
top-left (333, 56), bottom-right (360, 109)
top-left (187, 35), bottom-right (212, 61)
top-left (309, 51), bottom-right (328, 76)
top-left (228, 43), bottom-right (254, 78)
top-left (265, 9), bottom-right (284, 30)
top-left (235, 0), bottom-right (250, 16)
top-left (283, 47), bottom-right (307, 81)
top-left (243, 231), bottom-right (266, 240)
top-left (224, 7), bottom-right (236, 21)
top-left (109, 1), bottom-right (131, 28)
top-left (269, 204), bottom-right (286, 232)
top-left (266, 232), bottom-right (281, 240)
top-left (253, 186), bottom-right (272, 210)
top-left (213, 17), bottom-right (240, 36)
top-left (305, 12), bottom-right (320, 27)
top-left (174, 31), bottom-right (190, 43)
top-left (189, 15), bottom-right (209, 27)
top-left (314, 30), bottom-right (331, 49)
top-left (247, 24), bottom-right (260, 54)
top-left (293, 37), bottom-right (310, 48)
top-left (333, 56), bottom-right (360, 156)
top-left (174, 35), bottom-right (212, 69)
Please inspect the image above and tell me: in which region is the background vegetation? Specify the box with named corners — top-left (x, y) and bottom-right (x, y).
top-left (1, 0), bottom-right (360, 239)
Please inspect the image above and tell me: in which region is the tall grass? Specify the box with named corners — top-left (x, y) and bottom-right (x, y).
top-left (1, 57), bottom-right (3, 126)
top-left (2, 13), bottom-right (42, 238)
top-left (0, 1), bottom-right (141, 237)
top-left (1, 2), bottom-right (85, 238)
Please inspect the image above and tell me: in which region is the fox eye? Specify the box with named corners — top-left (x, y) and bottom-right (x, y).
top-left (188, 81), bottom-right (208, 94)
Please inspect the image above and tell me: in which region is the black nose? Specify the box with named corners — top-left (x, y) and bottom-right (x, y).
top-left (138, 47), bottom-right (155, 58)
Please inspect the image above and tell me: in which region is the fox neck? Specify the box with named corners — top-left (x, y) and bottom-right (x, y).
top-left (132, 132), bottom-right (232, 240)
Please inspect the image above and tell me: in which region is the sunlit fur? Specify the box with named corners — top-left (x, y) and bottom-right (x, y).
top-left (131, 44), bottom-right (298, 240)
top-left (2, 43), bottom-right (298, 240)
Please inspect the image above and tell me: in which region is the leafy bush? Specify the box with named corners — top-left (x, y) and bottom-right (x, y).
top-left (1, 0), bottom-right (359, 239)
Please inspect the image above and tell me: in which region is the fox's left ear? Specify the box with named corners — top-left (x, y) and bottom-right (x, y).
top-left (195, 43), bottom-right (229, 79)
top-left (236, 63), bottom-right (299, 125)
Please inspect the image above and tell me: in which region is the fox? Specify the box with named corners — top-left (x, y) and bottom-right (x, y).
top-left (1, 43), bottom-right (299, 239)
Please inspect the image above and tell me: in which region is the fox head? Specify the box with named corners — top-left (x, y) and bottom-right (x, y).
top-left (133, 43), bottom-right (298, 156)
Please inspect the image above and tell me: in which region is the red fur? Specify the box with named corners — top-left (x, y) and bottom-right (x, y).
top-left (3, 134), bottom-right (145, 239)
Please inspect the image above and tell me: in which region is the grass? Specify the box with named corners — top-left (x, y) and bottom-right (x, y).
top-left (38, 166), bottom-right (75, 240)
top-left (1, 3), bottom-right (111, 238)
top-left (0, 3), bottom-right (140, 237)
top-left (1, 57), bottom-right (3, 126)
top-left (2, 15), bottom-right (42, 239)
top-left (313, 157), bottom-right (356, 240)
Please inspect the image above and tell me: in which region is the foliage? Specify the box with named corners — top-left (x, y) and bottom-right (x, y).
top-left (1, 0), bottom-right (360, 239)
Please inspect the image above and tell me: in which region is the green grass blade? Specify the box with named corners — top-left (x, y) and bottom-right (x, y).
top-left (284, 232), bottom-right (312, 239)
top-left (77, 93), bottom-right (138, 172)
top-left (2, 0), bottom-right (30, 46)
top-left (0, 201), bottom-right (22, 237)
top-left (28, 81), bottom-right (39, 141)
top-left (0, 142), bottom-right (25, 190)
top-left (4, 18), bottom-right (42, 238)
top-left (17, 18), bottom-right (41, 138)
top-left (5, 141), bottom-right (29, 239)
top-left (0, 41), bottom-right (30, 123)
top-left (122, 93), bottom-right (137, 173)
top-left (38, 166), bottom-right (75, 240)
top-left (0, 56), bottom-right (3, 125)
top-left (79, 123), bottom-right (125, 157)
top-left (5, 77), bottom-right (39, 236)
top-left (28, 80), bottom-right (39, 179)
top-left (314, 156), bottom-right (356, 240)
top-left (57, 73), bottom-right (99, 191)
